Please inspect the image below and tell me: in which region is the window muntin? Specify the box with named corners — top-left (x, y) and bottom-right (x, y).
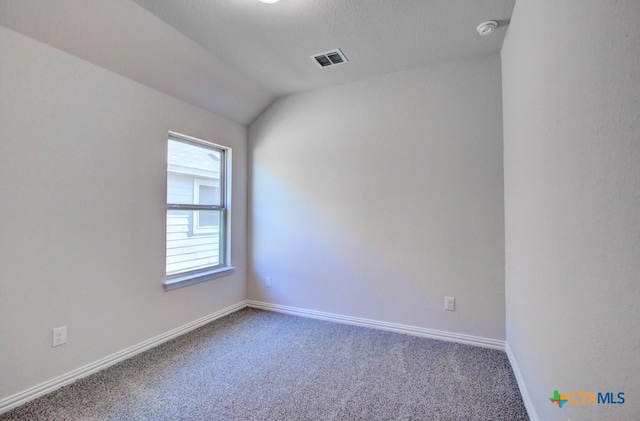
top-left (166, 133), bottom-right (230, 284)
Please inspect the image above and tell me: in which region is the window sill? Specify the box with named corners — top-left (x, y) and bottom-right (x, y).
top-left (164, 267), bottom-right (235, 291)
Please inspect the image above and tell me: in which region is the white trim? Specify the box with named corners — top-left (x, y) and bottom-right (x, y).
top-left (505, 342), bottom-right (539, 421)
top-left (166, 131), bottom-right (233, 287)
top-left (168, 131), bottom-right (227, 150)
top-left (222, 146), bottom-right (232, 272)
top-left (246, 300), bottom-right (505, 351)
top-left (0, 300), bottom-right (248, 415)
top-left (1, 300), bottom-right (511, 415)
top-left (164, 266), bottom-right (236, 291)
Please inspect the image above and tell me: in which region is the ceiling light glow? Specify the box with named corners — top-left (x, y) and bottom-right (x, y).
top-left (258, 0), bottom-right (280, 3)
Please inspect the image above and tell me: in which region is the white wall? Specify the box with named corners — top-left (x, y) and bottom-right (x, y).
top-left (502, 1), bottom-right (640, 420)
top-left (0, 26), bottom-right (247, 401)
top-left (249, 54), bottom-right (505, 340)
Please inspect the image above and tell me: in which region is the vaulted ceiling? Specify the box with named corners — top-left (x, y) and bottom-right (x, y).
top-left (0, 0), bottom-right (515, 124)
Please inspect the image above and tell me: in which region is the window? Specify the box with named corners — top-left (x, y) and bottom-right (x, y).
top-left (165, 132), bottom-right (233, 290)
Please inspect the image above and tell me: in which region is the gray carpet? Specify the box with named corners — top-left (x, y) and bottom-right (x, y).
top-left (1, 308), bottom-right (528, 420)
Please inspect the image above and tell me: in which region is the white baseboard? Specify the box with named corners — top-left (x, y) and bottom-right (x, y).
top-left (1, 300), bottom-right (510, 415)
top-left (0, 300), bottom-right (248, 415)
top-left (505, 342), bottom-right (539, 421)
top-left (246, 300), bottom-right (505, 351)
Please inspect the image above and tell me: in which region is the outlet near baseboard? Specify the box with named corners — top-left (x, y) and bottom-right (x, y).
top-left (52, 326), bottom-right (67, 347)
top-left (444, 296), bottom-right (455, 311)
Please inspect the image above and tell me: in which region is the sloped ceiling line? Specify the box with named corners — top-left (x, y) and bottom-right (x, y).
top-left (0, 0), bottom-right (515, 125)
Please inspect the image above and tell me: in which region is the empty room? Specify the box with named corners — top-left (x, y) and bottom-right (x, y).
top-left (0, 0), bottom-right (638, 420)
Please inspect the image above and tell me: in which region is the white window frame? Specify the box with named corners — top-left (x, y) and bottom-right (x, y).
top-left (164, 132), bottom-right (234, 291)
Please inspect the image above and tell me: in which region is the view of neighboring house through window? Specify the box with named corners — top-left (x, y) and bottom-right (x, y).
top-left (192, 178), bottom-right (220, 234)
top-left (166, 133), bottom-right (231, 288)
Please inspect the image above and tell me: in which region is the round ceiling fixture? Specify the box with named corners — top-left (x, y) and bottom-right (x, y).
top-left (258, 0), bottom-right (280, 3)
top-left (477, 21), bottom-right (498, 36)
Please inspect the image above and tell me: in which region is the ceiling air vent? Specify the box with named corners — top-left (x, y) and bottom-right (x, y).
top-left (311, 49), bottom-right (348, 68)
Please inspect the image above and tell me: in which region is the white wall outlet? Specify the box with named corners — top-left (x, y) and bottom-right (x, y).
top-left (52, 326), bottom-right (67, 347)
top-left (444, 296), bottom-right (455, 311)
top-left (265, 277), bottom-right (272, 288)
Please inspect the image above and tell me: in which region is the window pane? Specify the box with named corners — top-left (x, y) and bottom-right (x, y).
top-left (197, 208), bottom-right (217, 227)
top-left (167, 140), bottom-right (222, 206)
top-left (166, 209), bottom-right (222, 275)
top-left (196, 184), bottom-right (220, 206)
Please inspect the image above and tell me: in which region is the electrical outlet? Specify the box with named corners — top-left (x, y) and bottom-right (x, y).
top-left (52, 326), bottom-right (67, 347)
top-left (265, 277), bottom-right (272, 288)
top-left (444, 296), bottom-right (455, 311)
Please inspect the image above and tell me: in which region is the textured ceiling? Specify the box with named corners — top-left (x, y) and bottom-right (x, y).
top-left (0, 0), bottom-right (515, 124)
